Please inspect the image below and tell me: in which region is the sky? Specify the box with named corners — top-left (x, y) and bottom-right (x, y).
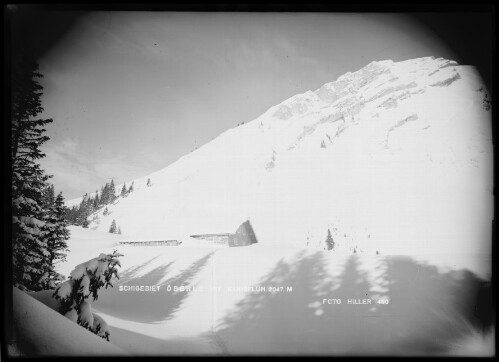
top-left (17, 11), bottom-right (471, 199)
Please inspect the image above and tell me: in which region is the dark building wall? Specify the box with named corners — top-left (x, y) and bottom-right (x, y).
top-left (229, 220), bottom-right (258, 247)
top-left (190, 234), bottom-right (231, 245)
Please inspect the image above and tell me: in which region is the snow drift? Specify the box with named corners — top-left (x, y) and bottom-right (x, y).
top-left (9, 287), bottom-right (128, 356)
top-left (30, 227), bottom-right (492, 356)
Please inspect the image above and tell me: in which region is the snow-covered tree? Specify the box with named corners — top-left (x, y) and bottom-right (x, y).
top-left (64, 205), bottom-right (78, 224)
top-left (98, 185), bottom-right (105, 205)
top-left (108, 179), bottom-right (117, 203)
top-left (42, 184), bottom-right (55, 206)
top-left (93, 191), bottom-right (100, 209)
top-left (128, 181), bottom-right (134, 193)
top-left (109, 219), bottom-right (117, 234)
top-left (147, 178), bottom-right (152, 187)
top-left (75, 194), bottom-right (91, 228)
top-left (86, 194), bottom-right (95, 213)
top-left (98, 181), bottom-right (113, 205)
top-left (325, 228), bottom-right (335, 251)
top-left (118, 227), bottom-right (122, 235)
top-left (53, 251), bottom-right (122, 341)
top-left (12, 53), bottom-right (54, 291)
top-left (120, 183), bottom-right (127, 197)
top-left (103, 206), bottom-right (109, 216)
top-left (41, 190), bottom-right (71, 288)
top-left (100, 183), bottom-right (110, 205)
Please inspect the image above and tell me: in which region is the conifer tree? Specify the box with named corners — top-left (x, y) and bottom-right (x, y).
top-left (65, 205), bottom-right (78, 224)
top-left (108, 180), bottom-right (117, 203)
top-left (42, 192), bottom-right (70, 287)
top-left (86, 195), bottom-right (94, 214)
top-left (109, 219), bottom-right (117, 234)
top-left (326, 228), bottom-right (335, 251)
top-left (103, 207), bottom-right (109, 216)
top-left (99, 186), bottom-right (105, 205)
top-left (93, 191), bottom-right (100, 209)
top-left (118, 227), bottom-right (122, 235)
top-left (120, 183), bottom-right (127, 197)
top-left (53, 251), bottom-right (122, 341)
top-left (100, 183), bottom-right (110, 205)
top-left (74, 196), bottom-right (84, 226)
top-left (42, 184), bottom-right (55, 206)
top-left (76, 194), bottom-right (91, 227)
top-left (11, 53), bottom-right (54, 291)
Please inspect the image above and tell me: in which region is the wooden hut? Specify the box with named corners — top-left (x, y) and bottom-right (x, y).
top-left (190, 220), bottom-right (258, 247)
top-left (189, 233), bottom-right (232, 245)
top-left (228, 220), bottom-right (258, 247)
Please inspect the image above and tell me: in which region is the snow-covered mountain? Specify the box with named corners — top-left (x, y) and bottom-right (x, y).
top-left (72, 56), bottom-right (493, 255)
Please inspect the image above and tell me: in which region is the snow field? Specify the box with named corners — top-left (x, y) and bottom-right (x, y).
top-left (38, 227), bottom-right (493, 355)
top-left (11, 287), bottom-right (129, 356)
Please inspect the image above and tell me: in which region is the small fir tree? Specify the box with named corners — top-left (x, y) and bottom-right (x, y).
top-left (326, 228), bottom-right (335, 251)
top-left (109, 219), bottom-right (117, 234)
top-left (93, 191), bottom-right (100, 209)
top-left (108, 179), bottom-right (117, 203)
top-left (53, 251), bottom-right (122, 341)
top-left (99, 186), bottom-right (105, 205)
top-left (100, 183), bottom-right (110, 205)
top-left (120, 183), bottom-right (127, 197)
top-left (65, 205), bottom-right (78, 225)
top-left (43, 192), bottom-right (71, 287)
top-left (76, 194), bottom-right (92, 228)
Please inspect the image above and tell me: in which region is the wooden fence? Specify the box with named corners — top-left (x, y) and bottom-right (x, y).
top-left (119, 240), bottom-right (181, 246)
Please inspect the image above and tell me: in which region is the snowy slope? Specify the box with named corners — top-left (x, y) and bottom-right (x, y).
top-left (46, 227), bottom-right (493, 356)
top-left (43, 57), bottom-right (493, 356)
top-left (71, 56), bottom-right (493, 255)
top-left (57, 226), bottom-right (123, 278)
top-left (10, 287), bottom-right (128, 356)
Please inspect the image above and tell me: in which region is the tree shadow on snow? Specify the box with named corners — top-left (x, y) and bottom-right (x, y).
top-left (108, 325), bottom-right (217, 355)
top-left (212, 253), bottom-right (492, 356)
top-left (93, 253), bottom-right (214, 323)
